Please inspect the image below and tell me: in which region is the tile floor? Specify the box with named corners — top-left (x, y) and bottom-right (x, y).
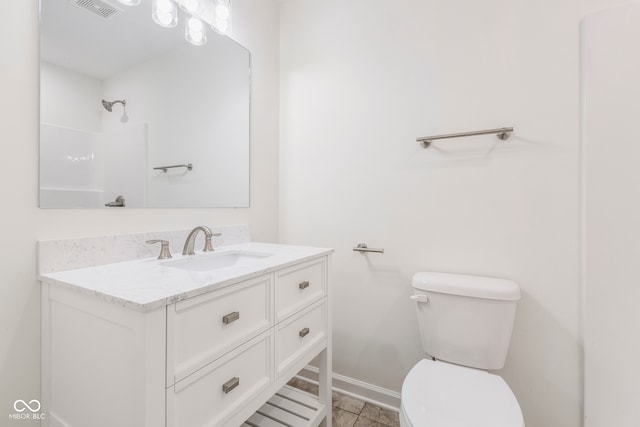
top-left (287, 377), bottom-right (400, 427)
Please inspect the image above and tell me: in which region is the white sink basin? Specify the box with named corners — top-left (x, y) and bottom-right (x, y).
top-left (163, 250), bottom-right (273, 272)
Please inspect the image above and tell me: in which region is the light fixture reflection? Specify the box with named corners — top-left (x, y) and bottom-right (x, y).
top-left (177, 0), bottom-right (204, 15)
top-left (212, 0), bottom-right (231, 34)
top-left (123, 0), bottom-right (232, 40)
top-left (152, 0), bottom-right (178, 28)
top-left (185, 17), bottom-right (207, 46)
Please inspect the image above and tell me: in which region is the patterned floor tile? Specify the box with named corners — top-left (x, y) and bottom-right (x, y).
top-left (377, 406), bottom-right (400, 427)
top-left (359, 402), bottom-right (382, 422)
top-left (287, 377), bottom-right (319, 395)
top-left (288, 376), bottom-right (400, 427)
top-left (332, 391), bottom-right (366, 414)
top-left (354, 415), bottom-right (385, 426)
top-left (333, 407), bottom-right (359, 427)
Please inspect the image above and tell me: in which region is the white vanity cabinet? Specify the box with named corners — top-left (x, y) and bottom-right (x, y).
top-left (41, 249), bottom-right (332, 427)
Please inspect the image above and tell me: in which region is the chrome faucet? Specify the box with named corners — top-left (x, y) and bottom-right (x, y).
top-left (182, 226), bottom-right (221, 255)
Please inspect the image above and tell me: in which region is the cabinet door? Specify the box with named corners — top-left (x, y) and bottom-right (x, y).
top-left (275, 258), bottom-right (326, 321)
top-left (167, 331), bottom-right (273, 427)
top-left (167, 274), bottom-right (272, 384)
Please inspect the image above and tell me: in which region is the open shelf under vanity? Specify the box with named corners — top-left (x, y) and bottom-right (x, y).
top-left (243, 385), bottom-right (327, 427)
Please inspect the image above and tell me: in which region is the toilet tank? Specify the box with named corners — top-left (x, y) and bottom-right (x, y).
top-left (411, 272), bottom-right (520, 371)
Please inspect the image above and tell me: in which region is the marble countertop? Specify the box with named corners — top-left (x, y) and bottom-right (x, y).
top-left (39, 242), bottom-right (333, 312)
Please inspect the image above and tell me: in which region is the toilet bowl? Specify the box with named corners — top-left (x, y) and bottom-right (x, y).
top-left (402, 272), bottom-right (524, 426)
top-left (400, 359), bottom-right (523, 427)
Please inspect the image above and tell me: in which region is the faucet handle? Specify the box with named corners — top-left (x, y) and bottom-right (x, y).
top-left (203, 233), bottom-right (222, 253)
top-left (146, 240), bottom-right (172, 260)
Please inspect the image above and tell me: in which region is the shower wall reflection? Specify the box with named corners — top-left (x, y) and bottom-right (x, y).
top-left (40, 62), bottom-right (147, 208)
top-left (40, 122), bottom-right (147, 208)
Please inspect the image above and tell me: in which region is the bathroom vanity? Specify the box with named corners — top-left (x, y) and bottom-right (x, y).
top-left (39, 233), bottom-right (332, 427)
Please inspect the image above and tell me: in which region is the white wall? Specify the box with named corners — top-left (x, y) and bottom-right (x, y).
top-left (40, 62), bottom-right (102, 132)
top-left (582, 3), bottom-right (640, 426)
top-left (0, 1), bottom-right (279, 424)
top-left (279, 1), bottom-right (591, 426)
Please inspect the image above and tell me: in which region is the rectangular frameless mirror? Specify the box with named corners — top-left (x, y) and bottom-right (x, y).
top-left (39, 0), bottom-right (250, 208)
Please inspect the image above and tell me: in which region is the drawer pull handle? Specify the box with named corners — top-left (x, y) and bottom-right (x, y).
top-left (299, 281), bottom-right (310, 290)
top-left (222, 377), bottom-right (240, 394)
top-left (222, 311), bottom-right (240, 324)
top-left (299, 327), bottom-right (310, 338)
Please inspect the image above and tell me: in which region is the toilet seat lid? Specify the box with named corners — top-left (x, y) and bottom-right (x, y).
top-left (401, 359), bottom-right (523, 427)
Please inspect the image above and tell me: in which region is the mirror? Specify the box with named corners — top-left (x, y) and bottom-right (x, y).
top-left (39, 0), bottom-right (250, 208)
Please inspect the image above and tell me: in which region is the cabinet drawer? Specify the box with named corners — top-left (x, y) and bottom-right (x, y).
top-left (168, 331), bottom-right (273, 427)
top-left (275, 299), bottom-right (327, 376)
top-left (168, 274), bottom-right (272, 384)
top-left (275, 257), bottom-right (326, 321)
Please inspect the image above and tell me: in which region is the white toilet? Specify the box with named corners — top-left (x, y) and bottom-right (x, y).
top-left (400, 272), bottom-right (524, 427)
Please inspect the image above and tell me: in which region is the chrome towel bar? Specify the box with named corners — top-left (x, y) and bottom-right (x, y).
top-left (153, 163), bottom-right (193, 172)
top-left (417, 127), bottom-right (514, 148)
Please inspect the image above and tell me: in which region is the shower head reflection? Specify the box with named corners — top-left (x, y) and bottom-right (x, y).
top-left (102, 99), bottom-right (128, 122)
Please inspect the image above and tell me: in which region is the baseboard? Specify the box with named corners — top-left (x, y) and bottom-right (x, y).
top-left (297, 365), bottom-right (401, 412)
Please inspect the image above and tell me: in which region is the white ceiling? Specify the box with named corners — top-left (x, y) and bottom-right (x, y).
top-left (41, 0), bottom-right (187, 79)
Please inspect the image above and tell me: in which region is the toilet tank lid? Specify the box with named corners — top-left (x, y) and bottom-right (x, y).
top-left (412, 272), bottom-right (521, 301)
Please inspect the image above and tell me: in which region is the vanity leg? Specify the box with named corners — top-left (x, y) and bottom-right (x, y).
top-left (318, 347), bottom-right (332, 426)
top-left (320, 257), bottom-right (333, 427)
top-left (41, 283), bottom-right (51, 427)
